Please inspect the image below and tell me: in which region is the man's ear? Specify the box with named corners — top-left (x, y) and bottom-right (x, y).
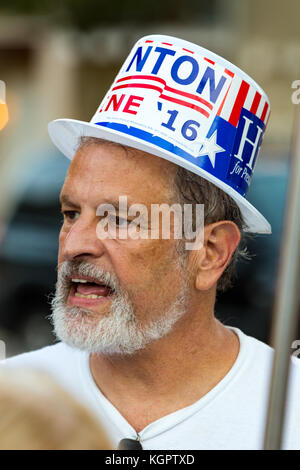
top-left (191, 221), bottom-right (241, 291)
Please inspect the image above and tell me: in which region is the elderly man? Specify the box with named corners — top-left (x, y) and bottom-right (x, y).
top-left (3, 35), bottom-right (300, 450)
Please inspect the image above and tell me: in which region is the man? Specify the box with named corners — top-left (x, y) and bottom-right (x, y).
top-left (3, 35), bottom-right (300, 449)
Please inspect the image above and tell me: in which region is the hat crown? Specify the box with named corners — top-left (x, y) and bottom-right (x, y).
top-left (91, 35), bottom-right (270, 199)
top-left (48, 34), bottom-right (271, 233)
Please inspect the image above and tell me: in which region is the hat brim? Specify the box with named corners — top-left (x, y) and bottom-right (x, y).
top-left (48, 118), bottom-right (271, 234)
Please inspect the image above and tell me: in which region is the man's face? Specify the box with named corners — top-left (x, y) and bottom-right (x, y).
top-left (51, 142), bottom-right (190, 355)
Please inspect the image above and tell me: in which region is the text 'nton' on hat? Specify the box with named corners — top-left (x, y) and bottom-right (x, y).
top-left (48, 34), bottom-right (271, 234)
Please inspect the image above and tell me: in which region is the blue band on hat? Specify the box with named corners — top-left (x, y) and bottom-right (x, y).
top-left (95, 107), bottom-right (265, 198)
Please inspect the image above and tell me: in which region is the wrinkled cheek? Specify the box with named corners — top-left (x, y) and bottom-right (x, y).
top-left (129, 239), bottom-right (172, 274)
top-left (127, 242), bottom-right (180, 296)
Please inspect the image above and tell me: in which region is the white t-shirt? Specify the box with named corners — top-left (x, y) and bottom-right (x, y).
top-left (2, 327), bottom-right (300, 450)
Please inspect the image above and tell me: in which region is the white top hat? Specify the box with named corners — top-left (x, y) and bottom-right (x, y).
top-left (48, 34), bottom-right (271, 234)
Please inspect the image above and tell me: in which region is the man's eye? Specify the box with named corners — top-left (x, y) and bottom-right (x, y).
top-left (115, 216), bottom-right (129, 226)
top-left (107, 214), bottom-right (129, 226)
top-left (62, 210), bottom-right (79, 221)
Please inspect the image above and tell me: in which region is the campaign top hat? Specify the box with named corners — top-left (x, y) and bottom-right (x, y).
top-left (48, 34), bottom-right (271, 233)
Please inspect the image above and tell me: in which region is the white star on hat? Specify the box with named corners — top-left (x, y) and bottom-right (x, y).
top-left (196, 131), bottom-right (225, 168)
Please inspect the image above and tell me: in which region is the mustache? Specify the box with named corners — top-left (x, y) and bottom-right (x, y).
top-left (57, 260), bottom-right (120, 293)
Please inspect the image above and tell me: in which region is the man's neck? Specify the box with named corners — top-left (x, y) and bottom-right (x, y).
top-left (89, 310), bottom-right (240, 433)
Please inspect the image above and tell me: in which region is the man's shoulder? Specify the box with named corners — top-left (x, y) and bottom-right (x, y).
top-left (244, 331), bottom-right (274, 360)
top-left (1, 342), bottom-right (87, 399)
top-left (289, 355), bottom-right (300, 384)
top-left (246, 331), bottom-right (300, 377)
top-left (239, 328), bottom-right (300, 379)
top-left (1, 342), bottom-right (79, 371)
top-left (231, 327), bottom-right (274, 367)
top-left (239, 329), bottom-right (300, 402)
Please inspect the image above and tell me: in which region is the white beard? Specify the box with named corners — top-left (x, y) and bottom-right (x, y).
top-left (51, 261), bottom-right (188, 356)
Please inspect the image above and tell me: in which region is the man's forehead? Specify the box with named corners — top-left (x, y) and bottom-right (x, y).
top-left (61, 142), bottom-right (177, 205)
top-left (69, 141), bottom-right (175, 175)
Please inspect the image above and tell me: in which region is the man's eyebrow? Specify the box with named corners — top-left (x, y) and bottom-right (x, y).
top-left (100, 198), bottom-right (126, 211)
top-left (59, 195), bottom-right (138, 212)
top-left (98, 197), bottom-right (139, 212)
top-left (60, 194), bottom-right (80, 209)
top-left (59, 194), bottom-right (145, 212)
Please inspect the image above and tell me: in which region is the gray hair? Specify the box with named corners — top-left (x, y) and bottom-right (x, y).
top-left (174, 167), bottom-right (249, 292)
top-left (77, 136), bottom-right (249, 292)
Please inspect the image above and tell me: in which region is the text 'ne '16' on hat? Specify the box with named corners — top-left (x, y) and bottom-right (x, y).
top-left (48, 34), bottom-right (271, 234)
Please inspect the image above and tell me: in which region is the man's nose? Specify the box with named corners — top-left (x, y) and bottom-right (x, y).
top-left (60, 216), bottom-right (104, 260)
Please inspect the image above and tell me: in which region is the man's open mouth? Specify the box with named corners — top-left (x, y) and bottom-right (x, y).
top-left (68, 276), bottom-right (115, 303)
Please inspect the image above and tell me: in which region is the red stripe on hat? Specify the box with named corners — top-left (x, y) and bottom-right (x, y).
top-left (164, 85), bottom-right (213, 110)
top-left (217, 86), bottom-right (231, 116)
top-left (116, 75), bottom-right (166, 85)
top-left (260, 102), bottom-right (269, 122)
top-left (160, 94), bottom-right (210, 118)
top-left (115, 75), bottom-right (213, 110)
top-left (228, 80), bottom-right (250, 127)
top-left (217, 71), bottom-right (234, 116)
top-left (145, 40), bottom-right (153, 43)
top-left (225, 68), bottom-right (234, 78)
top-left (182, 48), bottom-right (194, 54)
top-left (162, 42), bottom-right (173, 46)
top-left (204, 57), bottom-right (215, 65)
top-left (112, 83), bottom-right (164, 93)
top-left (250, 91), bottom-right (261, 114)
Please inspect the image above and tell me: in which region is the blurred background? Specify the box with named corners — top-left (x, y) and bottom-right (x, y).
top-left (0, 0), bottom-right (299, 357)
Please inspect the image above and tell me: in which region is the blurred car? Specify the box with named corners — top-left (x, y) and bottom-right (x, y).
top-left (0, 149), bottom-right (69, 354)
